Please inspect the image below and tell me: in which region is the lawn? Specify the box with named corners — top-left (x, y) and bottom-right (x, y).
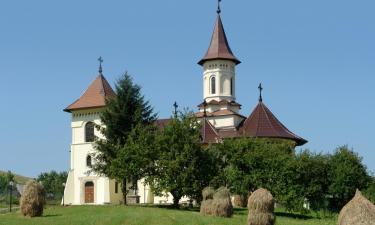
top-left (0, 205), bottom-right (337, 225)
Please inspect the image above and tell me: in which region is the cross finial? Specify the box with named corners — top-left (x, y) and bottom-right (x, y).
top-left (217, 0), bottom-right (222, 14)
top-left (98, 56), bottom-right (103, 74)
top-left (258, 83), bottom-right (263, 102)
top-left (173, 101), bottom-right (178, 118)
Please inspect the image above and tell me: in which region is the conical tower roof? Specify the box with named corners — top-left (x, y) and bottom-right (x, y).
top-left (198, 15), bottom-right (241, 65)
top-left (64, 74), bottom-right (115, 112)
top-left (240, 101), bottom-right (307, 146)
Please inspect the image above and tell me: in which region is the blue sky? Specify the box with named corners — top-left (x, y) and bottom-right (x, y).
top-left (0, 0), bottom-right (374, 177)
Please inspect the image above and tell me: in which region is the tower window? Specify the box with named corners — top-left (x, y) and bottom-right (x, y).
top-left (85, 122), bottom-right (95, 142)
top-left (230, 78), bottom-right (233, 95)
top-left (86, 155), bottom-right (92, 167)
top-left (210, 76), bottom-right (216, 94)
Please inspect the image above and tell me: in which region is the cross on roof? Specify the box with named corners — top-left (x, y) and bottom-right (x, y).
top-left (98, 56), bottom-right (103, 74)
top-left (217, 0), bottom-right (222, 14)
top-left (173, 101), bottom-right (178, 117)
top-left (258, 83), bottom-right (263, 102)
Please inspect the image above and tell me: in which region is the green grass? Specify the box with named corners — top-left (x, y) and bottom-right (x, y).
top-left (0, 205), bottom-right (337, 225)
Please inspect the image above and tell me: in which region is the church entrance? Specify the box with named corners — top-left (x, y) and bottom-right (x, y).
top-left (84, 181), bottom-right (94, 203)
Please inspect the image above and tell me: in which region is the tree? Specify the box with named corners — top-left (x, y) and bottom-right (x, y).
top-left (92, 73), bottom-right (157, 204)
top-left (327, 146), bottom-right (371, 211)
top-left (37, 171), bottom-right (68, 200)
top-left (148, 112), bottom-right (216, 208)
top-left (294, 150), bottom-right (329, 211)
top-left (364, 177), bottom-right (375, 204)
top-left (210, 138), bottom-right (303, 211)
top-left (111, 123), bottom-right (159, 195)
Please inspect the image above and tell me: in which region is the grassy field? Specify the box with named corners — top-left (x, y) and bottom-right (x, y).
top-left (0, 205), bottom-right (337, 225)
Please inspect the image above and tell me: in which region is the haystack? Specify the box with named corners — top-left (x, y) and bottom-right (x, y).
top-left (233, 193), bottom-right (250, 208)
top-left (212, 187), bottom-right (233, 217)
top-left (200, 187), bottom-right (233, 218)
top-left (247, 188), bottom-right (275, 225)
top-left (337, 190), bottom-right (375, 225)
top-left (202, 186), bottom-right (215, 201)
top-left (20, 180), bottom-right (45, 217)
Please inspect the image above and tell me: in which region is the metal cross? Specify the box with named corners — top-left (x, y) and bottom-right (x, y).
top-left (98, 56), bottom-right (103, 74)
top-left (173, 101), bottom-right (178, 118)
top-left (258, 83), bottom-right (263, 102)
top-left (217, 0), bottom-right (222, 14)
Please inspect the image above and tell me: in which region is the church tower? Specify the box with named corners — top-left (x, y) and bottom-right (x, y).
top-left (197, 2), bottom-right (245, 131)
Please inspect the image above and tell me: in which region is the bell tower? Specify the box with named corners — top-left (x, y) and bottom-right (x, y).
top-left (197, 1), bottom-right (245, 130)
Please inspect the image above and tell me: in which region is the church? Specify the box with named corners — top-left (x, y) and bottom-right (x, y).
top-left (62, 3), bottom-right (307, 205)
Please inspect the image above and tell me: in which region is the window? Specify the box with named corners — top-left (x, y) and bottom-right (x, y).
top-left (85, 122), bottom-right (95, 142)
top-left (86, 155), bottom-right (92, 167)
top-left (115, 181), bottom-right (119, 194)
top-left (230, 78), bottom-right (233, 95)
top-left (210, 76), bottom-right (216, 94)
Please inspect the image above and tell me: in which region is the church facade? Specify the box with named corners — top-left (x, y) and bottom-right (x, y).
top-left (62, 5), bottom-right (306, 205)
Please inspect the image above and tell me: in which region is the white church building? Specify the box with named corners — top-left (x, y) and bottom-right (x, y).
top-left (62, 4), bottom-right (306, 205)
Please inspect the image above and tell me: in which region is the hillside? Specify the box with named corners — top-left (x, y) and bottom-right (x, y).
top-left (0, 171), bottom-right (33, 184)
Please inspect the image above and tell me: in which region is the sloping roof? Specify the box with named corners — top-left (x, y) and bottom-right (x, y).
top-left (201, 118), bottom-right (219, 143)
top-left (64, 74), bottom-right (115, 112)
top-left (198, 15), bottom-right (241, 65)
top-left (195, 109), bottom-right (246, 119)
top-left (240, 101), bottom-right (307, 146)
top-left (197, 99), bottom-right (242, 108)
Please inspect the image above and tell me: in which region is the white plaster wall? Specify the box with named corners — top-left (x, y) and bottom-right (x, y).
top-left (203, 60), bottom-right (236, 101)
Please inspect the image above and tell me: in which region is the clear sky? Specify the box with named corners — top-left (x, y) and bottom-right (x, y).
top-left (0, 0), bottom-right (374, 177)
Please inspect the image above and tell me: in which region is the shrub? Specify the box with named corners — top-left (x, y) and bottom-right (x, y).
top-left (247, 188), bottom-right (275, 225)
top-left (337, 190), bottom-right (375, 225)
top-left (20, 180), bottom-right (45, 217)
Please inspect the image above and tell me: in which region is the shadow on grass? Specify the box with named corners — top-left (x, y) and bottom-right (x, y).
top-left (43, 214), bottom-right (62, 218)
top-left (275, 211), bottom-right (313, 220)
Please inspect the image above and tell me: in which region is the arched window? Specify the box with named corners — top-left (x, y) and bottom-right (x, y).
top-left (230, 78), bottom-right (233, 95)
top-left (86, 155), bottom-right (92, 167)
top-left (85, 122), bottom-right (95, 142)
top-left (210, 76), bottom-right (216, 94)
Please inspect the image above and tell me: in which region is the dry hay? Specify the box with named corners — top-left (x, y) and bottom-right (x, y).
top-left (233, 193), bottom-right (250, 208)
top-left (200, 187), bottom-right (233, 218)
top-left (20, 180), bottom-right (45, 217)
top-left (202, 187), bottom-right (215, 201)
top-left (337, 189), bottom-right (375, 225)
top-left (247, 188), bottom-right (275, 225)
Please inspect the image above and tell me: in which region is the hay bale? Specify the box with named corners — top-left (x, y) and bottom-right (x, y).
top-left (247, 188), bottom-right (275, 225)
top-left (337, 189), bottom-right (375, 225)
top-left (202, 187), bottom-right (215, 201)
top-left (200, 199), bottom-right (214, 215)
top-left (233, 194), bottom-right (249, 208)
top-left (20, 180), bottom-right (45, 217)
top-left (200, 187), bottom-right (233, 218)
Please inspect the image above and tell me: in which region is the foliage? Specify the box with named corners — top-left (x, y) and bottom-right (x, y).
top-left (111, 123), bottom-right (159, 193)
top-left (37, 171), bottom-right (67, 200)
top-left (327, 146), bottom-right (371, 211)
top-left (20, 180), bottom-right (46, 217)
top-left (148, 111), bottom-right (216, 207)
top-left (294, 150), bottom-right (329, 211)
top-left (92, 72), bottom-right (157, 204)
top-left (210, 138), bottom-right (300, 211)
top-left (364, 177), bottom-right (375, 204)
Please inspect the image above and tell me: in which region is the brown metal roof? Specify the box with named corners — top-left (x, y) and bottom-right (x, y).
top-left (201, 118), bottom-right (219, 143)
top-left (198, 15), bottom-right (241, 65)
top-left (197, 99), bottom-right (242, 108)
top-left (195, 109), bottom-right (246, 119)
top-left (240, 101), bottom-right (307, 146)
top-left (64, 74), bottom-right (115, 112)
